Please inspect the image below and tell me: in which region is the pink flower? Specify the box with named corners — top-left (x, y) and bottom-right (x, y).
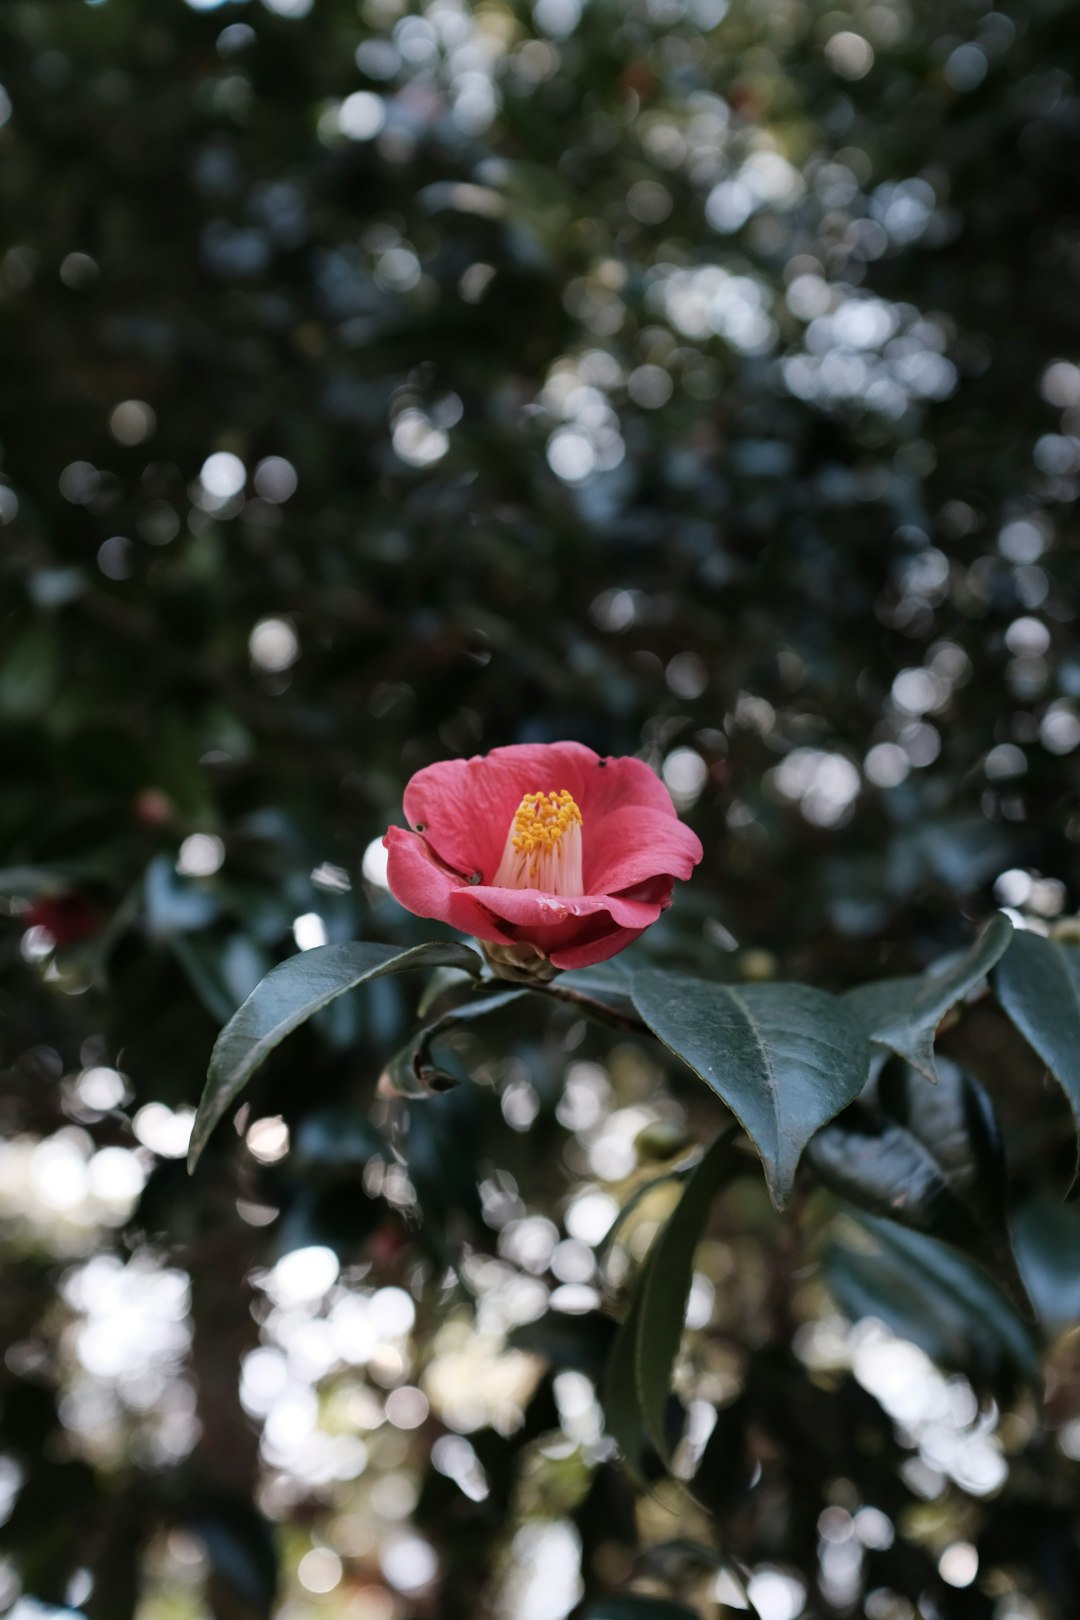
top-left (383, 742), bottom-right (703, 974)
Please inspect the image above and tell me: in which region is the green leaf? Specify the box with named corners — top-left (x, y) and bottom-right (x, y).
top-left (826, 1216), bottom-right (1039, 1391)
top-left (605, 1133), bottom-right (739, 1475)
top-left (188, 941), bottom-right (481, 1171)
top-left (0, 865), bottom-right (100, 897)
top-left (1012, 1197), bottom-right (1080, 1333)
top-left (144, 854), bottom-right (220, 936)
top-left (509, 1311), bottom-right (618, 1382)
top-left (170, 935), bottom-right (236, 1026)
top-left (193, 1500), bottom-right (278, 1620)
top-left (808, 1058), bottom-right (1031, 1313)
top-left (603, 1243), bottom-right (651, 1484)
top-left (293, 1107), bottom-right (390, 1176)
top-left (843, 914), bottom-right (1013, 1082)
top-left (992, 930), bottom-right (1080, 1182)
top-left (386, 984), bottom-right (527, 1096)
top-left (0, 621), bottom-right (59, 719)
top-left (171, 933), bottom-right (269, 1026)
top-left (637, 1132), bottom-right (740, 1463)
top-left (553, 956), bottom-right (640, 1025)
top-left (631, 971), bottom-right (871, 1207)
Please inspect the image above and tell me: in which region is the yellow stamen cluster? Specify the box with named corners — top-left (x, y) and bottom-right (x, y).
top-left (510, 790), bottom-right (582, 860)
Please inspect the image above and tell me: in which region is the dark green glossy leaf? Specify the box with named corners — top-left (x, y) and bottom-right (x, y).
top-left (554, 956), bottom-right (640, 1025)
top-left (992, 931), bottom-right (1080, 1181)
top-left (843, 914), bottom-right (1014, 1082)
top-left (637, 1132), bottom-right (740, 1462)
top-left (188, 941), bottom-right (481, 1170)
top-left (631, 971), bottom-right (871, 1207)
top-left (605, 1133), bottom-right (738, 1475)
top-left (809, 1058), bottom-right (1030, 1312)
top-left (826, 1216), bottom-right (1039, 1390)
top-left (1012, 1197), bottom-right (1080, 1333)
top-left (292, 1107), bottom-right (391, 1176)
top-left (386, 983), bottom-right (526, 1095)
top-left (596, 1166), bottom-right (693, 1275)
top-left (603, 1243), bottom-right (651, 1484)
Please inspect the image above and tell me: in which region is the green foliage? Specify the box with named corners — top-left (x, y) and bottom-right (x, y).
top-left (2, 0), bottom-right (1080, 1614)
top-left (632, 972), bottom-right (872, 1206)
top-left (189, 938), bottom-right (481, 1166)
top-left (825, 1217), bottom-right (1040, 1392)
top-left (809, 1056), bottom-right (1030, 1308)
top-left (842, 913), bottom-right (1014, 1081)
top-left (605, 1131), bottom-right (740, 1473)
top-left (993, 931), bottom-right (1080, 1179)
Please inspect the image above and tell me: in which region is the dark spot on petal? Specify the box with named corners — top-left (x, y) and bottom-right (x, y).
top-left (598, 759), bottom-right (607, 767)
top-left (415, 822), bottom-right (426, 832)
top-left (469, 871), bottom-right (482, 884)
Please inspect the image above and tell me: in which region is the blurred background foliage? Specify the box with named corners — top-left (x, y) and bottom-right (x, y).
top-left (1, 0), bottom-right (1079, 1615)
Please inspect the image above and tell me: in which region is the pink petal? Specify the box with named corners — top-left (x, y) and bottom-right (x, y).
top-left (584, 806), bottom-right (703, 893)
top-left (465, 883), bottom-right (665, 933)
top-left (383, 827), bottom-right (514, 944)
top-left (402, 742), bottom-right (602, 881)
top-left (575, 752), bottom-right (681, 822)
top-left (549, 924), bottom-right (650, 971)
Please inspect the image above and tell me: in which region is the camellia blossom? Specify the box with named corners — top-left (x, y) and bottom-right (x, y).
top-left (383, 742), bottom-right (703, 974)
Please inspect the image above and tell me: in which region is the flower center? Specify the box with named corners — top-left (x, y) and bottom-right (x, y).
top-left (492, 790), bottom-right (584, 896)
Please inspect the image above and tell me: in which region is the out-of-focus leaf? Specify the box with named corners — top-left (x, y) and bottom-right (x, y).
top-left (637, 1131), bottom-right (739, 1462)
top-left (603, 1242), bottom-right (650, 1484)
top-left (1012, 1198), bottom-right (1080, 1333)
top-left (293, 1107), bottom-right (390, 1176)
top-left (171, 934), bottom-right (236, 1025)
top-left (843, 915), bottom-right (1013, 1082)
top-left (825, 1216), bottom-right (1039, 1390)
top-left (387, 983), bottom-right (527, 1094)
top-left (509, 1311), bottom-right (618, 1381)
top-left (0, 622), bottom-right (59, 718)
top-left (605, 1133), bottom-right (738, 1475)
top-left (170, 932), bottom-right (266, 1025)
top-left (3, 1457), bottom-right (97, 1601)
top-left (193, 1498), bottom-right (278, 1620)
top-left (992, 931), bottom-right (1080, 1182)
top-left (27, 566), bottom-right (87, 610)
top-left (85, 1500), bottom-right (142, 1620)
top-left (0, 867), bottom-right (78, 897)
top-left (596, 1166), bottom-right (693, 1276)
top-left (809, 1058), bottom-right (1030, 1312)
top-left (144, 854), bottom-right (220, 937)
top-left (188, 941), bottom-right (481, 1169)
top-left (632, 971), bottom-right (871, 1206)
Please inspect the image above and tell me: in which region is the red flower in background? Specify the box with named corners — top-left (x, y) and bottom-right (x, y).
top-left (25, 893), bottom-right (102, 948)
top-left (383, 742), bottom-right (702, 976)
